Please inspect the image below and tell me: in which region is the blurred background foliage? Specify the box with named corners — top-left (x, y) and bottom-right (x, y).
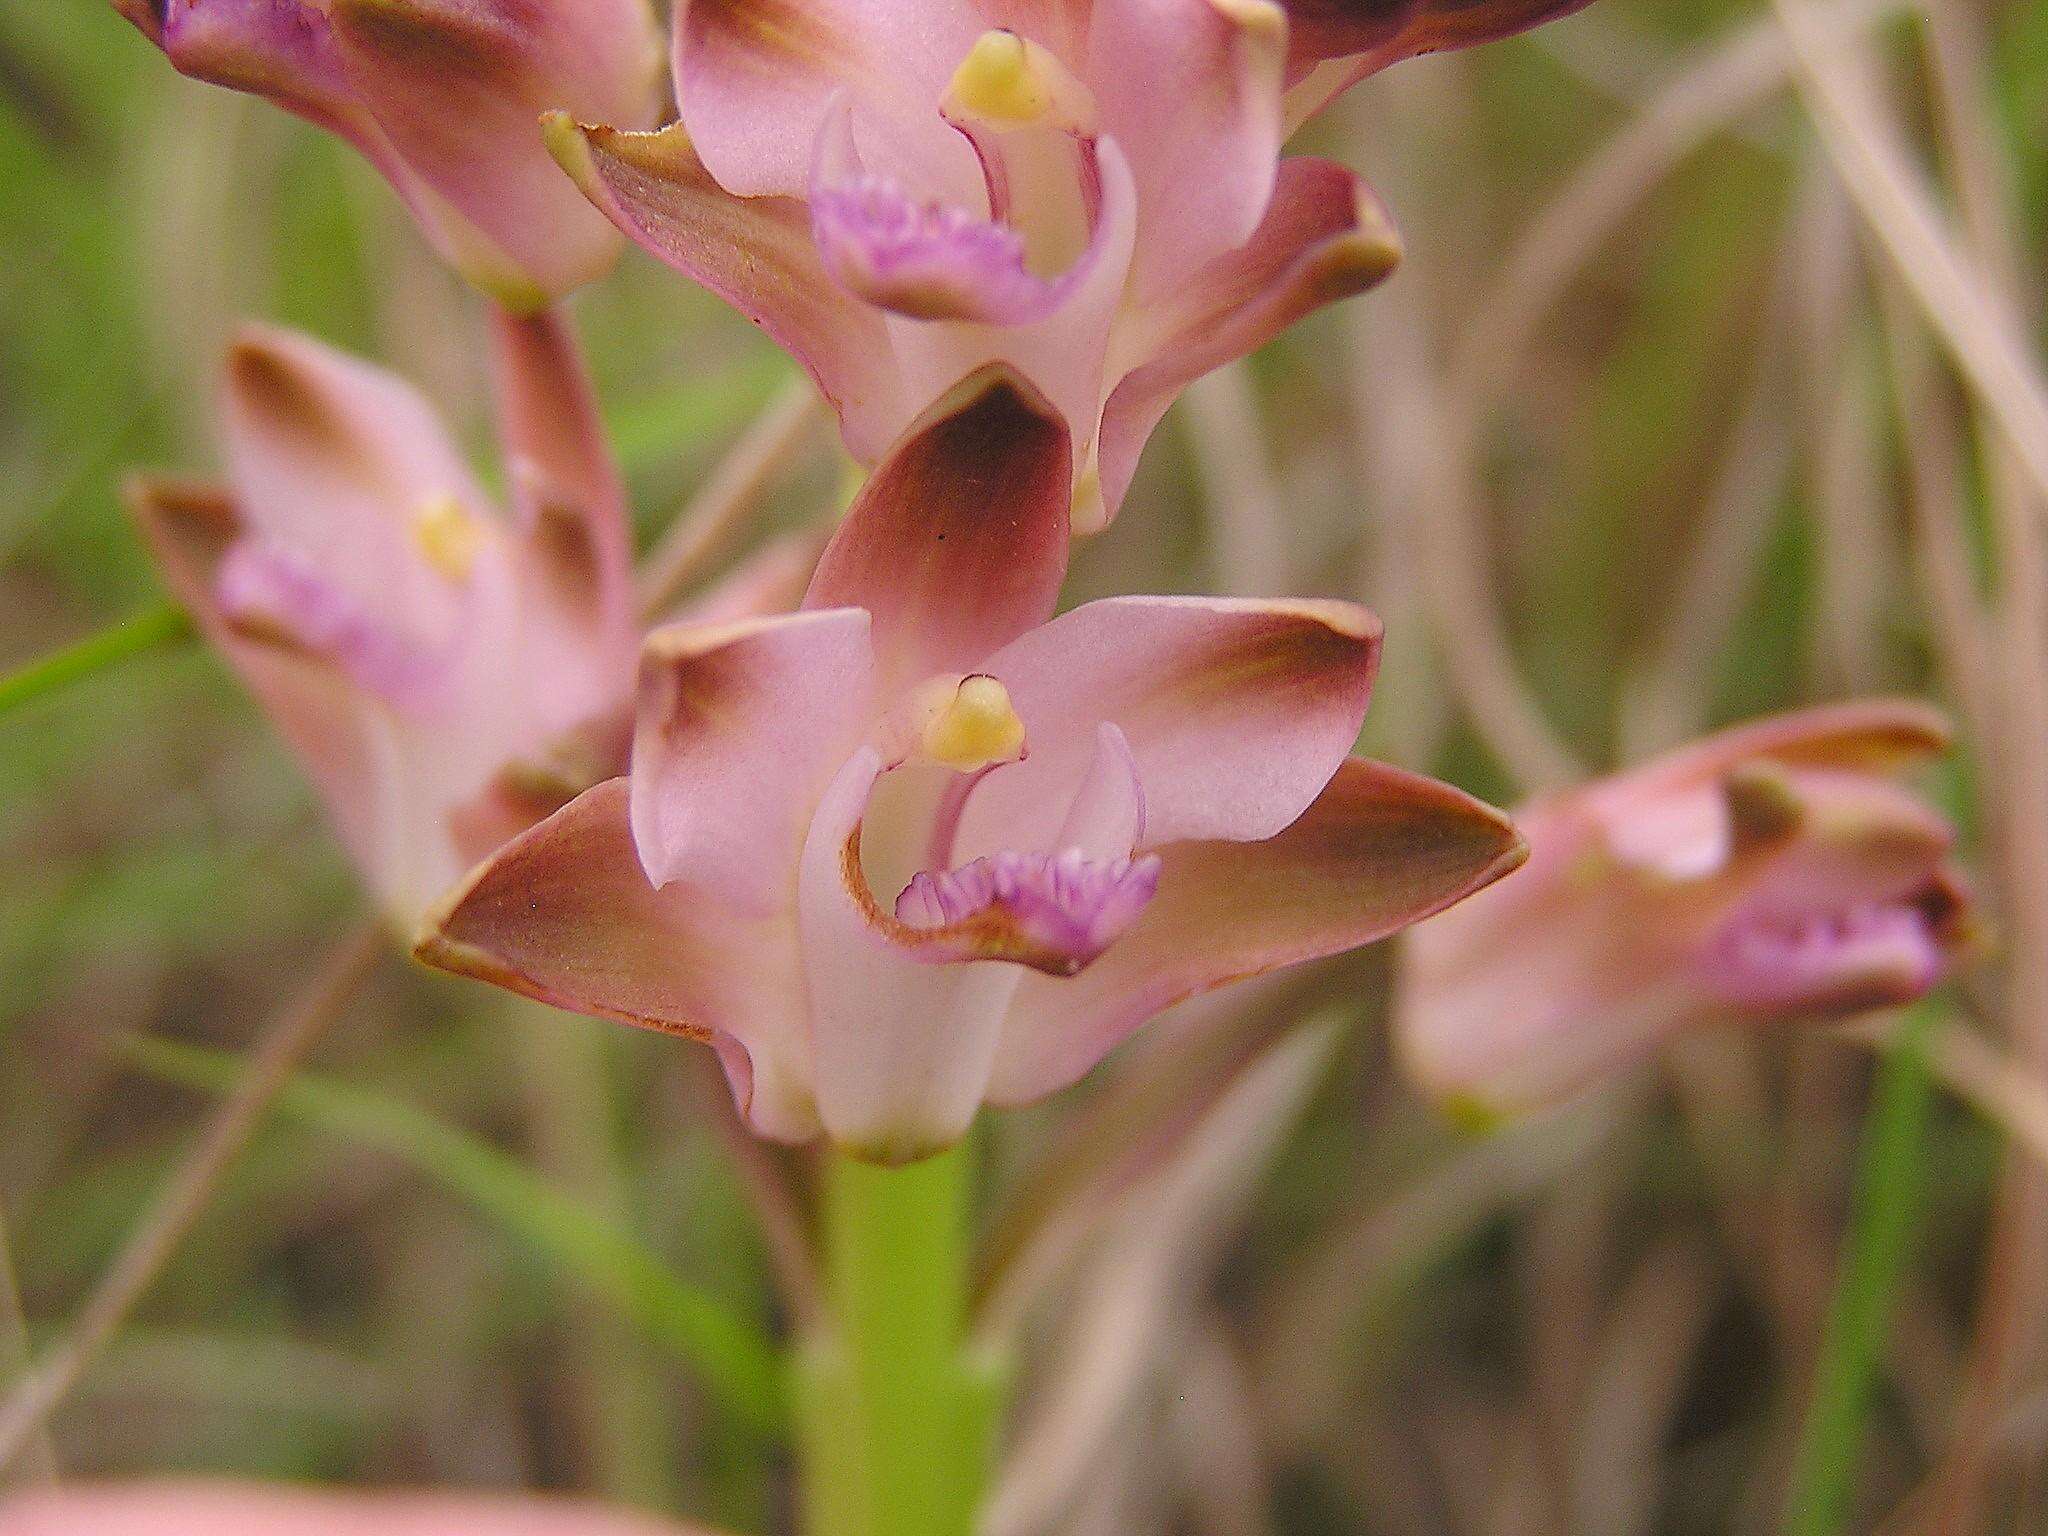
top-left (3, 1), bottom-right (2047, 1532)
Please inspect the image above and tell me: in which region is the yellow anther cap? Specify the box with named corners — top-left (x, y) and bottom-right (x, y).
top-left (946, 30), bottom-right (1095, 130)
top-left (921, 674), bottom-right (1027, 772)
top-left (412, 494), bottom-right (486, 582)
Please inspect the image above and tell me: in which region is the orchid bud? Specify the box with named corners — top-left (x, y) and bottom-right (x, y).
top-left (1396, 705), bottom-right (1979, 1118)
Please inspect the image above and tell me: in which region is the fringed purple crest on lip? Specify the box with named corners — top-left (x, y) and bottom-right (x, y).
top-left (810, 174), bottom-right (1067, 326)
top-left (895, 846), bottom-right (1163, 974)
top-left (1697, 899), bottom-right (1949, 1017)
top-left (214, 538), bottom-right (438, 711)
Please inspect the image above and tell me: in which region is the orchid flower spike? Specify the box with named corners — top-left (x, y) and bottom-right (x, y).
top-left (114, 0), bottom-right (664, 308)
top-left (127, 314), bottom-right (646, 931)
top-left (1396, 703), bottom-right (1980, 1120)
top-left (416, 365), bottom-right (1525, 1163)
top-left (1, 1482), bottom-right (729, 1536)
top-left (543, 0), bottom-right (1591, 530)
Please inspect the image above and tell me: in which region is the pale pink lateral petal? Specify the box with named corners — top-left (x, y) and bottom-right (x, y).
top-left (220, 325), bottom-right (499, 646)
top-left (988, 757), bottom-right (1526, 1104)
top-left (800, 750), bottom-right (1024, 1162)
top-left (631, 608), bottom-right (877, 912)
top-left (675, 0), bottom-right (985, 200)
top-left (955, 596), bottom-right (1381, 864)
top-left (545, 118), bottom-right (909, 464)
top-left (1095, 156), bottom-right (1400, 520)
top-left (0, 1483), bottom-right (724, 1536)
top-left (417, 779), bottom-right (821, 1142)
top-left (325, 0), bottom-right (663, 305)
top-left (803, 367), bottom-right (1071, 693)
top-left (1053, 720), bottom-right (1148, 857)
top-left (1086, 0), bottom-right (1287, 300)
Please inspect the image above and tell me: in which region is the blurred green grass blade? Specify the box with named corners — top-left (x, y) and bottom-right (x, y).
top-left (0, 603), bottom-right (191, 721)
top-left (1782, 999), bottom-right (1943, 1536)
top-left (128, 1035), bottom-right (786, 1437)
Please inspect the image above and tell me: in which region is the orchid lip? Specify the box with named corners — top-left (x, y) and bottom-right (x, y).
top-left (810, 174), bottom-right (1066, 325)
top-left (214, 538), bottom-right (437, 709)
top-left (893, 846), bottom-right (1163, 976)
top-left (1698, 894), bottom-right (1954, 1017)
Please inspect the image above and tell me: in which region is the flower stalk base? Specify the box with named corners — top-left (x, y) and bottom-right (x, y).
top-left (797, 1138), bottom-right (1002, 1536)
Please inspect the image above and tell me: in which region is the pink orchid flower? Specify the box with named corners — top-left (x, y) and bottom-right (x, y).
top-left (114, 0), bottom-right (665, 308)
top-left (129, 314), bottom-right (640, 930)
top-left (415, 367), bottom-right (1524, 1162)
top-left (1396, 703), bottom-right (1979, 1118)
top-left (542, 0), bottom-right (1590, 530)
top-left (0, 1482), bottom-right (726, 1536)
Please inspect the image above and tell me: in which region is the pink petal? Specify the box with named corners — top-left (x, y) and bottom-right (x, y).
top-left (674, 0), bottom-right (985, 200)
top-left (0, 1483), bottom-right (723, 1536)
top-left (895, 848), bottom-right (1162, 970)
top-left (138, 0), bottom-right (366, 141)
top-left (902, 721), bottom-right (1156, 969)
top-left (416, 779), bottom-right (821, 1142)
top-left (878, 135), bottom-right (1138, 521)
top-left (545, 118), bottom-right (909, 464)
top-left (487, 308), bottom-right (638, 739)
top-left (799, 749), bottom-right (1027, 1162)
top-left (803, 365), bottom-right (1071, 693)
top-left (1085, 0), bottom-right (1287, 301)
top-left (954, 596), bottom-right (1381, 864)
top-left (1396, 712), bottom-right (1973, 1115)
top-left (220, 325), bottom-right (501, 650)
top-left (1097, 155), bottom-right (1400, 519)
top-left (488, 307), bottom-right (632, 599)
top-left (1277, 0), bottom-right (1597, 68)
top-left (988, 756), bottom-right (1526, 1104)
top-left (812, 175), bottom-right (1065, 324)
top-left (214, 538), bottom-right (438, 710)
top-left (1393, 806), bottom-right (1709, 1114)
top-left (128, 478), bottom-right (462, 925)
top-left (631, 608), bottom-right (877, 913)
top-left (323, 0), bottom-right (664, 306)
top-left (1696, 898), bottom-right (1954, 1017)
top-left (1586, 700), bottom-right (1953, 879)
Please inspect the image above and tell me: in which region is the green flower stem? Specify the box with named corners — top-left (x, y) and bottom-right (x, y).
top-left (1783, 999), bottom-right (1943, 1536)
top-left (798, 1137), bottom-right (1003, 1536)
top-left (0, 603), bottom-right (192, 720)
